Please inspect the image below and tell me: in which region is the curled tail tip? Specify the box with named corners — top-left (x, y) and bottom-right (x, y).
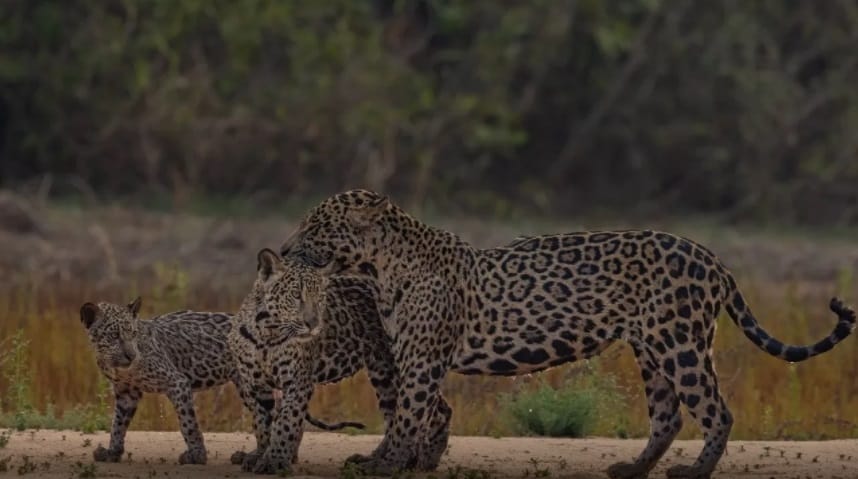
top-left (829, 297), bottom-right (857, 325)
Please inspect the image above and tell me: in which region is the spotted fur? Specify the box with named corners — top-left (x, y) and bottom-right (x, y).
top-left (229, 250), bottom-right (397, 474)
top-left (279, 189), bottom-right (856, 479)
top-left (80, 298), bottom-right (360, 466)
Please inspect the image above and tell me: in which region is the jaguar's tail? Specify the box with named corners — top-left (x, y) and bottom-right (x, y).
top-left (305, 414), bottom-right (366, 431)
top-left (724, 278), bottom-right (855, 361)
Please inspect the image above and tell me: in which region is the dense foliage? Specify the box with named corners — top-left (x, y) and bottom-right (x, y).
top-left (2, 0), bottom-right (857, 222)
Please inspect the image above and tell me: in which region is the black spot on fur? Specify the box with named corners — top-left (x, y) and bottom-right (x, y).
top-left (677, 350), bottom-right (699, 368)
top-left (511, 348), bottom-right (550, 365)
top-left (663, 358), bottom-right (676, 376)
top-left (685, 394), bottom-right (700, 408)
top-left (488, 359), bottom-right (517, 374)
top-left (680, 373), bottom-right (698, 387)
top-left (551, 340), bottom-right (573, 357)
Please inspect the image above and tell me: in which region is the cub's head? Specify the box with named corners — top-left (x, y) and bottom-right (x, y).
top-left (278, 189), bottom-right (395, 274)
top-left (253, 249), bottom-right (332, 345)
top-left (79, 298), bottom-right (142, 369)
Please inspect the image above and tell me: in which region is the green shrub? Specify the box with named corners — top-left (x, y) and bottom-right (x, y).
top-left (0, 330), bottom-right (110, 433)
top-left (1, 331), bottom-right (33, 431)
top-left (501, 369), bottom-right (622, 438)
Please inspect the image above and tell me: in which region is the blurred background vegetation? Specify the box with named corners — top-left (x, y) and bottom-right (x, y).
top-left (2, 0), bottom-right (858, 222)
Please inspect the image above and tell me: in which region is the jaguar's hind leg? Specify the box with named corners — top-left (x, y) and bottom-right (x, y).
top-left (608, 345), bottom-right (682, 479)
top-left (165, 379), bottom-right (207, 465)
top-left (663, 341), bottom-right (733, 479)
top-left (418, 394), bottom-right (452, 470)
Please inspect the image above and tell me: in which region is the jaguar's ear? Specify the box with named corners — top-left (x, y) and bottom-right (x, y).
top-left (127, 297), bottom-right (142, 317)
top-left (80, 303), bottom-right (100, 329)
top-left (351, 194), bottom-right (390, 228)
top-left (257, 248), bottom-right (285, 281)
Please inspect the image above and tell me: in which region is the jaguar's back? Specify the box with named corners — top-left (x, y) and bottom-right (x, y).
top-left (143, 310), bottom-right (235, 389)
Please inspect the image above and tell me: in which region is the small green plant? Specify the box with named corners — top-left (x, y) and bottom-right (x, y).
top-left (338, 462), bottom-right (365, 479)
top-left (444, 466), bottom-right (491, 479)
top-left (1, 331), bottom-right (33, 431)
top-left (79, 377), bottom-right (112, 433)
top-left (527, 458), bottom-right (550, 477)
top-left (390, 468), bottom-right (415, 479)
top-left (501, 370), bottom-right (621, 438)
top-left (16, 455), bottom-right (36, 475)
top-left (0, 430), bottom-right (10, 448)
top-left (71, 461), bottom-right (98, 478)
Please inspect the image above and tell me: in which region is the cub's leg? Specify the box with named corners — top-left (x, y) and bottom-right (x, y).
top-left (93, 385), bottom-right (142, 462)
top-left (232, 387), bottom-right (276, 468)
top-left (165, 378), bottom-right (207, 465)
top-left (231, 369), bottom-right (275, 469)
top-left (252, 356), bottom-right (314, 475)
top-left (608, 344), bottom-right (682, 479)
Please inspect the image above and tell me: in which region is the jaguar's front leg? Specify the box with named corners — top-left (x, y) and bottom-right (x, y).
top-left (94, 385), bottom-right (141, 463)
top-left (353, 278), bottom-right (456, 475)
top-left (253, 355), bottom-right (313, 475)
top-left (232, 381), bottom-right (276, 470)
top-left (347, 339), bottom-right (399, 465)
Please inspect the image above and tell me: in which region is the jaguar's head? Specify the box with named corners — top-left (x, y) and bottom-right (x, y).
top-left (279, 189), bottom-right (396, 275)
top-left (252, 249), bottom-right (334, 345)
top-left (79, 298), bottom-right (142, 369)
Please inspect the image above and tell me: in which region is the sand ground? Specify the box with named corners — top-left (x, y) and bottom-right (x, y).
top-left (1, 430), bottom-right (857, 478)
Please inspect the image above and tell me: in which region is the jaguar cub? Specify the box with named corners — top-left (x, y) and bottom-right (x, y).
top-left (80, 298), bottom-right (360, 466)
top-left (229, 250), bottom-right (397, 474)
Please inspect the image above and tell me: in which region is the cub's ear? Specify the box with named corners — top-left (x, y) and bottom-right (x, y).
top-left (351, 194), bottom-right (390, 228)
top-left (257, 248), bottom-right (285, 281)
top-left (127, 297), bottom-right (142, 317)
top-left (80, 303), bottom-right (100, 329)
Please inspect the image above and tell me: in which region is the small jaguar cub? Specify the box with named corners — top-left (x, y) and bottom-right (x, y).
top-left (230, 250), bottom-right (397, 474)
top-left (80, 297), bottom-right (361, 466)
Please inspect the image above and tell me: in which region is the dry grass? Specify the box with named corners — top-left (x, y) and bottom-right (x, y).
top-left (0, 201), bottom-right (856, 439)
top-left (0, 271), bottom-right (856, 440)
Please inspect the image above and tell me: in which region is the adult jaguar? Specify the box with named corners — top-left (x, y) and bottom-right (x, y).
top-left (230, 250), bottom-right (398, 474)
top-left (80, 298), bottom-right (362, 465)
top-left (278, 189), bottom-right (856, 479)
